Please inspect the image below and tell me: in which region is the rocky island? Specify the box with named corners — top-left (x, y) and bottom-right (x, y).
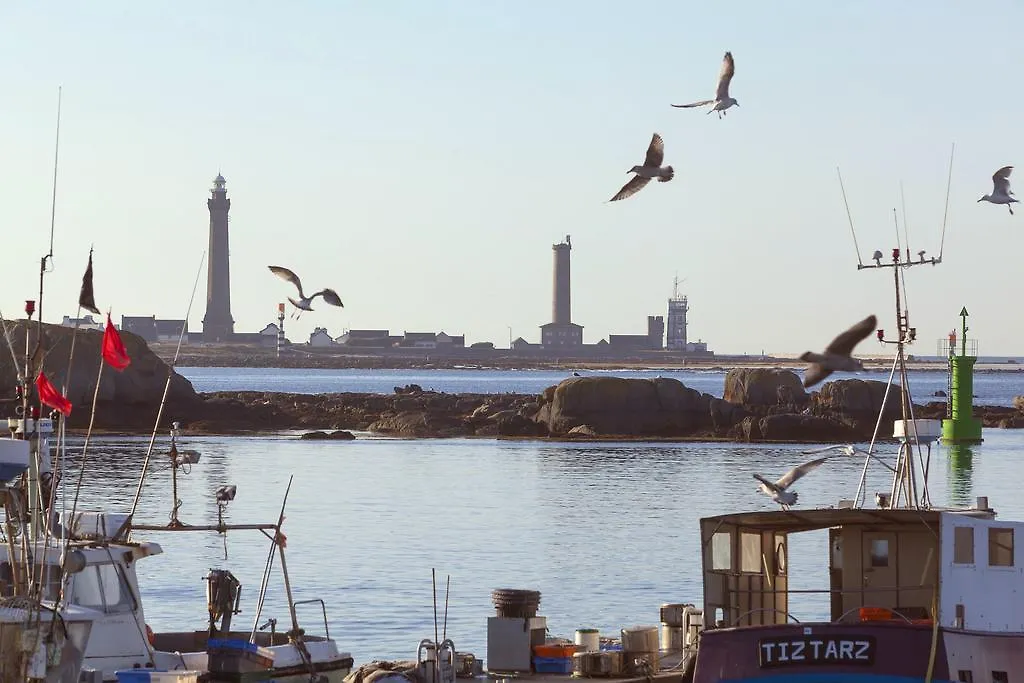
top-left (4, 321), bottom-right (1023, 442)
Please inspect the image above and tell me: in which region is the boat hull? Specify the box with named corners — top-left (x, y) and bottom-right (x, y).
top-left (692, 622), bottom-right (1024, 683)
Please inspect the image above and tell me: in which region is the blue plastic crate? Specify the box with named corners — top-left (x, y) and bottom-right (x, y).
top-left (114, 671), bottom-right (199, 683)
top-left (533, 657), bottom-right (573, 674)
top-left (207, 638), bottom-right (259, 653)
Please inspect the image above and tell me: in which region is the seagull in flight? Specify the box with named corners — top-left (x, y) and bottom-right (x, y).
top-left (799, 315), bottom-right (877, 389)
top-left (268, 265), bottom-right (344, 318)
top-left (978, 166), bottom-right (1018, 214)
top-left (672, 51), bottom-right (739, 119)
top-left (753, 456), bottom-right (829, 510)
top-left (609, 133), bottom-right (674, 202)
top-left (803, 444), bottom-right (897, 473)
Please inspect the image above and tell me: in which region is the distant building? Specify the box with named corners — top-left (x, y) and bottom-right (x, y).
top-left (336, 329), bottom-right (391, 348)
top-left (121, 316), bottom-right (158, 342)
top-left (436, 332), bottom-right (465, 349)
top-left (309, 327), bottom-right (334, 347)
top-left (155, 320), bottom-right (189, 343)
top-left (401, 332), bottom-right (438, 349)
top-left (512, 337), bottom-right (539, 351)
top-left (61, 315), bottom-right (103, 331)
top-left (666, 279), bottom-right (688, 350)
top-left (540, 322), bottom-right (584, 348)
top-left (470, 341), bottom-right (495, 350)
top-left (647, 315), bottom-right (664, 350)
top-left (608, 334), bottom-right (654, 351)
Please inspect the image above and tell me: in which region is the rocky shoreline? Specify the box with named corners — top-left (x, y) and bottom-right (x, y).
top-left (5, 322), bottom-right (1024, 442)
top-left (161, 373), bottom-right (1024, 441)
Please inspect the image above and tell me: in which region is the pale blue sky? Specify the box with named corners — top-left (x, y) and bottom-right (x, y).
top-left (2, 2), bottom-right (1023, 355)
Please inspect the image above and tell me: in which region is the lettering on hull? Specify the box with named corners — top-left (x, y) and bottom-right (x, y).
top-left (758, 635), bottom-right (876, 668)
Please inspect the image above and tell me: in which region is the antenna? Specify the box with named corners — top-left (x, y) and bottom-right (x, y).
top-left (937, 142), bottom-right (955, 262)
top-left (836, 167), bottom-right (864, 268)
top-left (842, 150), bottom-right (955, 511)
top-left (900, 181), bottom-right (910, 259)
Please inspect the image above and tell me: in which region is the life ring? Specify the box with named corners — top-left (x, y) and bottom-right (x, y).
top-left (146, 624), bottom-right (155, 646)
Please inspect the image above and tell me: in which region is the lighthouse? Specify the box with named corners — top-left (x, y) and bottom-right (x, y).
top-left (201, 174), bottom-right (235, 341)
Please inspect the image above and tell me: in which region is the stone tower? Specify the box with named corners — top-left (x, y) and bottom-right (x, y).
top-left (202, 174), bottom-right (235, 341)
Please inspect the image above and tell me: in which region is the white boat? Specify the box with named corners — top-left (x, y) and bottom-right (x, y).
top-left (0, 420), bottom-right (99, 683)
top-left (0, 406), bottom-right (351, 683)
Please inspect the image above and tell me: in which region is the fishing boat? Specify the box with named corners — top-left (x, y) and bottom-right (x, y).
top-left (0, 430), bottom-right (98, 683)
top-left (688, 247), bottom-right (1024, 683)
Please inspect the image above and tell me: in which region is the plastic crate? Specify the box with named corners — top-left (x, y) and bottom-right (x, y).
top-left (533, 657), bottom-right (573, 674)
top-left (115, 671), bottom-right (201, 683)
top-left (207, 639), bottom-right (275, 672)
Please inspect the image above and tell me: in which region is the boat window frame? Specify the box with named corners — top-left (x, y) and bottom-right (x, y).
top-left (987, 528), bottom-right (1014, 568)
top-left (953, 526), bottom-right (975, 565)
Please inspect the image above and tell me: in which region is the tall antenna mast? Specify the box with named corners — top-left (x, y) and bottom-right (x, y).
top-left (841, 150), bottom-right (954, 510)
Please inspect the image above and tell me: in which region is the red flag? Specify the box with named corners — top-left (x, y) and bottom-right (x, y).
top-left (102, 314), bottom-right (131, 371)
top-left (36, 372), bottom-right (72, 417)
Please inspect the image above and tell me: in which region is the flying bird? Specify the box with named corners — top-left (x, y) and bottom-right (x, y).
top-left (978, 166), bottom-right (1018, 214)
top-left (609, 133), bottom-right (674, 202)
top-left (753, 456), bottom-right (829, 510)
top-left (671, 51), bottom-right (739, 118)
top-left (268, 265), bottom-right (344, 318)
top-left (799, 315), bottom-right (877, 389)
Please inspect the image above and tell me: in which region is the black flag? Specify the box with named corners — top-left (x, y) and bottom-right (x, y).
top-left (78, 250), bottom-right (100, 315)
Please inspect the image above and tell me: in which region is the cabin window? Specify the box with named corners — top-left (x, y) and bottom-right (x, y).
top-left (69, 564), bottom-right (136, 613)
top-left (991, 672), bottom-right (1007, 683)
top-left (988, 528), bottom-right (1014, 567)
top-left (740, 532), bottom-right (762, 573)
top-left (711, 532), bottom-right (732, 571)
top-left (953, 526), bottom-right (975, 564)
top-left (869, 539), bottom-right (890, 567)
top-left (958, 672), bottom-right (973, 683)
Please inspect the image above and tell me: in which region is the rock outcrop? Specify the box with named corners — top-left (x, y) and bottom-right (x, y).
top-left (533, 376), bottom-right (717, 437)
top-left (0, 320), bottom-right (199, 430)
top-left (724, 368), bottom-right (808, 408)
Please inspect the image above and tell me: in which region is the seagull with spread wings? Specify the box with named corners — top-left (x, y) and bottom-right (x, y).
top-left (799, 315), bottom-right (877, 389)
top-left (753, 456), bottom-right (829, 510)
top-left (672, 51), bottom-right (739, 119)
top-left (609, 133), bottom-right (674, 202)
top-left (978, 166), bottom-right (1018, 215)
top-left (268, 265), bottom-right (344, 319)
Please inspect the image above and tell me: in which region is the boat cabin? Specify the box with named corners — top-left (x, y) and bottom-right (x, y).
top-left (699, 503), bottom-right (1023, 632)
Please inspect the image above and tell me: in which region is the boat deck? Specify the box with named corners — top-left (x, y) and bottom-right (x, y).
top-left (482, 673), bottom-right (685, 683)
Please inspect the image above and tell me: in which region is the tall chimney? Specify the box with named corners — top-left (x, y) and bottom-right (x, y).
top-left (552, 235), bottom-right (571, 324)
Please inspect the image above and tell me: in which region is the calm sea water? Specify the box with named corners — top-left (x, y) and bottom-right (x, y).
top-left (177, 366), bottom-right (1024, 406)
top-left (59, 426), bottom-right (1023, 666)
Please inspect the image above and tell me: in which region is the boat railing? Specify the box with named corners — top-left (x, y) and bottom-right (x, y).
top-left (293, 598), bottom-right (331, 639)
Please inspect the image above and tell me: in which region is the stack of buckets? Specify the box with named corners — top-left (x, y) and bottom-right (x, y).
top-left (532, 641), bottom-right (577, 674)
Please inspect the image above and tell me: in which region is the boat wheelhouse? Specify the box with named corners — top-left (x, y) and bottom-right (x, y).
top-left (693, 503), bottom-right (1023, 683)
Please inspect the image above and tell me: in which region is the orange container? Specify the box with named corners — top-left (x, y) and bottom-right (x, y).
top-left (534, 644), bottom-right (577, 658)
top-left (859, 607), bottom-right (893, 621)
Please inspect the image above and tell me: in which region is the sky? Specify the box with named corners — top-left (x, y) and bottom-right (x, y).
top-left (2, 2), bottom-right (1024, 356)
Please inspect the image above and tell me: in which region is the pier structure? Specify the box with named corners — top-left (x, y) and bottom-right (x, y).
top-left (940, 307), bottom-right (983, 445)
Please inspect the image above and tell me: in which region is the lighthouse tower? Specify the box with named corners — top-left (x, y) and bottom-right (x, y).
top-left (202, 174), bottom-right (235, 341)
